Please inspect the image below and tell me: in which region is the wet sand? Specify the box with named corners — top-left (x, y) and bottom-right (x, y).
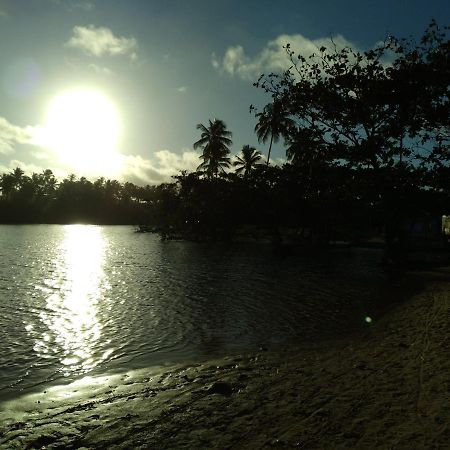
top-left (0, 271), bottom-right (449, 449)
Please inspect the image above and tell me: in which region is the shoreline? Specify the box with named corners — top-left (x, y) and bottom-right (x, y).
top-left (1, 271), bottom-right (449, 449)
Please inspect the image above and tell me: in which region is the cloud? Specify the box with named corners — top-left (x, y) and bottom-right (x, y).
top-left (120, 150), bottom-right (200, 185)
top-left (65, 25), bottom-right (138, 58)
top-left (50, 0), bottom-right (95, 11)
top-left (71, 1), bottom-right (95, 11)
top-left (176, 86), bottom-right (188, 93)
top-left (0, 115), bottom-right (200, 185)
top-left (0, 149), bottom-right (199, 185)
top-left (0, 117), bottom-right (38, 154)
top-left (0, 159), bottom-right (48, 175)
top-left (0, 9), bottom-right (8, 18)
top-left (88, 63), bottom-right (113, 75)
top-left (212, 33), bottom-right (358, 81)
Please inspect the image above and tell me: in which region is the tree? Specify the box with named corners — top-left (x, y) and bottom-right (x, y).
top-left (0, 167), bottom-right (27, 198)
top-left (31, 169), bottom-right (57, 198)
top-left (255, 23), bottom-right (449, 172)
top-left (285, 127), bottom-right (330, 178)
top-left (254, 100), bottom-right (294, 165)
top-left (194, 119), bottom-right (232, 178)
top-left (11, 167), bottom-right (24, 188)
top-left (391, 21), bottom-right (450, 169)
top-left (0, 173), bottom-right (15, 198)
top-left (253, 21), bottom-right (450, 252)
top-left (233, 145), bottom-right (263, 177)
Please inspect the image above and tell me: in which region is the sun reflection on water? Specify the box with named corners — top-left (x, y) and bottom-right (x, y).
top-left (32, 225), bottom-right (108, 376)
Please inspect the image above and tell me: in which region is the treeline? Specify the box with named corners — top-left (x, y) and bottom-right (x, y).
top-left (159, 164), bottom-right (449, 245)
top-left (0, 168), bottom-right (154, 224)
top-left (1, 156), bottom-right (447, 247)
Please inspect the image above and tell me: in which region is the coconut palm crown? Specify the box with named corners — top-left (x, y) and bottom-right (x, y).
top-left (254, 100), bottom-right (295, 165)
top-left (194, 119), bottom-right (232, 178)
top-left (233, 145), bottom-right (263, 177)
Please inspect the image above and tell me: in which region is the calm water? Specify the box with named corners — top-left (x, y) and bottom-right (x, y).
top-left (1, 225), bottom-right (392, 400)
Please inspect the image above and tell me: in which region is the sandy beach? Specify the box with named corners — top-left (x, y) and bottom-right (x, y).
top-left (0, 270), bottom-right (449, 449)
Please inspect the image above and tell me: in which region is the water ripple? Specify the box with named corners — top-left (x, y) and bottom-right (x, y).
top-left (0, 225), bottom-right (390, 399)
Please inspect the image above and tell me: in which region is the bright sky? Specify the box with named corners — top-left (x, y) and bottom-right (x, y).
top-left (0, 0), bottom-right (449, 184)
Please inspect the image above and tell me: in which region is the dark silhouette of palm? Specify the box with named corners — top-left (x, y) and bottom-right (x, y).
top-left (255, 100), bottom-right (294, 166)
top-left (194, 119), bottom-right (232, 178)
top-left (12, 167), bottom-right (25, 188)
top-left (233, 145), bottom-right (262, 177)
top-left (0, 167), bottom-right (25, 197)
top-left (0, 173), bottom-right (15, 197)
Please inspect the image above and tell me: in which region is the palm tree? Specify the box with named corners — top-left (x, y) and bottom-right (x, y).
top-left (194, 119), bottom-right (232, 178)
top-left (31, 169), bottom-right (57, 197)
top-left (11, 167), bottom-right (25, 189)
top-left (255, 100), bottom-right (295, 165)
top-left (0, 173), bottom-right (15, 197)
top-left (233, 145), bottom-right (262, 177)
top-left (0, 167), bottom-right (25, 197)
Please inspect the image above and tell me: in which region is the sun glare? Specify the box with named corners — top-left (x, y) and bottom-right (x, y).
top-left (44, 89), bottom-right (122, 175)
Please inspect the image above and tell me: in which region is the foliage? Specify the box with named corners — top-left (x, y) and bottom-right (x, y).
top-left (252, 20), bottom-right (450, 250)
top-left (0, 168), bottom-right (151, 224)
top-left (254, 100), bottom-right (295, 165)
top-left (254, 21), bottom-right (449, 170)
top-left (233, 145), bottom-right (263, 177)
top-left (194, 119), bottom-right (232, 178)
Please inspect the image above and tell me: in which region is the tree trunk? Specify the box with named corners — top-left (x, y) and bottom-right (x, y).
top-left (266, 134), bottom-right (274, 166)
top-left (399, 131), bottom-right (403, 164)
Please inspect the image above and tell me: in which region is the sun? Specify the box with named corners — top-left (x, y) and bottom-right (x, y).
top-left (44, 89), bottom-right (123, 175)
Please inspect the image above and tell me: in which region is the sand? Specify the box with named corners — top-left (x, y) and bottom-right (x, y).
top-left (0, 271), bottom-right (449, 449)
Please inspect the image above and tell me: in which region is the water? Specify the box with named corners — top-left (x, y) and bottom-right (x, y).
top-left (0, 224), bottom-right (393, 400)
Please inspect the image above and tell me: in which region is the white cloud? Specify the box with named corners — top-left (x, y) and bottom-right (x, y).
top-left (272, 157), bottom-right (286, 166)
top-left (0, 115), bottom-right (201, 184)
top-left (211, 54), bottom-right (220, 70)
top-left (0, 117), bottom-right (39, 154)
top-left (1, 146), bottom-right (201, 186)
top-left (1, 159), bottom-right (48, 175)
top-left (213, 33), bottom-right (358, 81)
top-left (176, 86), bottom-right (188, 93)
top-left (50, 0), bottom-right (95, 11)
top-left (65, 25), bottom-right (138, 58)
top-left (30, 149), bottom-right (53, 161)
top-left (72, 1), bottom-right (95, 11)
top-left (88, 63), bottom-right (113, 75)
top-left (120, 150), bottom-right (200, 185)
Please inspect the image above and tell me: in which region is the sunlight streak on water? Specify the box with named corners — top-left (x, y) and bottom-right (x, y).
top-left (0, 225), bottom-right (391, 400)
top-left (29, 225), bottom-right (107, 377)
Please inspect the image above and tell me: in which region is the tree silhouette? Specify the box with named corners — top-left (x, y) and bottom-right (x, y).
top-left (0, 173), bottom-right (15, 198)
top-left (233, 145), bottom-right (263, 177)
top-left (12, 167), bottom-right (24, 187)
top-left (31, 169), bottom-right (57, 198)
top-left (254, 100), bottom-right (294, 165)
top-left (0, 167), bottom-right (28, 199)
top-left (254, 21), bottom-right (450, 254)
top-left (194, 119), bottom-right (232, 178)
top-left (285, 127), bottom-right (330, 179)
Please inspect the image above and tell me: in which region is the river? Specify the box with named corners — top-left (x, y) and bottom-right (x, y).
top-left (0, 224), bottom-right (393, 401)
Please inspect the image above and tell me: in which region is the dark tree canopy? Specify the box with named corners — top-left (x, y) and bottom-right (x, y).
top-left (254, 100), bottom-right (295, 165)
top-left (254, 21), bottom-right (449, 173)
top-left (233, 145), bottom-right (263, 177)
top-left (252, 21), bottom-right (449, 252)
